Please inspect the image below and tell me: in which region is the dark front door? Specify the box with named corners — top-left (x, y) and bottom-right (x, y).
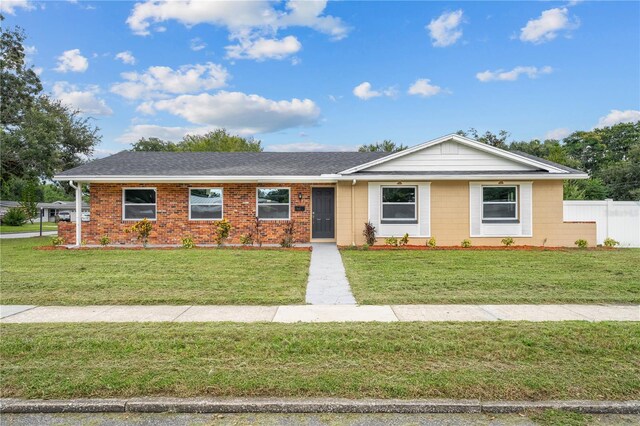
top-left (312, 187), bottom-right (335, 239)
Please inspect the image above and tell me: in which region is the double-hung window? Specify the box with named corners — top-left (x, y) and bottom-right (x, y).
top-left (381, 186), bottom-right (417, 222)
top-left (257, 188), bottom-right (290, 220)
top-left (123, 188), bottom-right (156, 220)
top-left (189, 188), bottom-right (223, 220)
top-left (482, 186), bottom-right (518, 222)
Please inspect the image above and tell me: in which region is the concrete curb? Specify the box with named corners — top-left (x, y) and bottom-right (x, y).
top-left (1, 398), bottom-right (638, 414)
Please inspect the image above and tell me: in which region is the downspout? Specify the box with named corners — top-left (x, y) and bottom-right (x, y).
top-left (69, 181), bottom-right (82, 247)
top-left (351, 179), bottom-right (357, 245)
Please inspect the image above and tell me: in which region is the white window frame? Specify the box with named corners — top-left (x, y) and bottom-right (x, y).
top-left (482, 185), bottom-right (518, 221)
top-left (380, 185), bottom-right (418, 222)
top-left (122, 187), bottom-right (157, 221)
top-left (256, 187), bottom-right (290, 220)
top-left (188, 188), bottom-right (224, 221)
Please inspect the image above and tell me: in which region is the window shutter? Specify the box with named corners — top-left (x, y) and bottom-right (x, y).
top-left (469, 183), bottom-right (482, 236)
top-left (519, 182), bottom-right (533, 236)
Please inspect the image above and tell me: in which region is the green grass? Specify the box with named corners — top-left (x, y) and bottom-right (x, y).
top-left (530, 410), bottom-right (595, 426)
top-left (1, 322), bottom-right (638, 400)
top-left (0, 237), bottom-right (309, 305)
top-left (0, 222), bottom-right (58, 233)
top-left (341, 249), bottom-right (640, 304)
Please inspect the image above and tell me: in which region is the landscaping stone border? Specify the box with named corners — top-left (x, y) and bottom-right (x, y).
top-left (1, 398), bottom-right (638, 415)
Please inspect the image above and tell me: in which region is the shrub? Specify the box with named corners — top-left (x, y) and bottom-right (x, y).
top-left (2, 207), bottom-right (27, 226)
top-left (127, 218), bottom-right (153, 247)
top-left (182, 236), bottom-right (195, 249)
top-left (239, 233), bottom-right (254, 246)
top-left (214, 219), bottom-right (232, 247)
top-left (51, 236), bottom-right (64, 246)
top-left (501, 237), bottom-right (514, 247)
top-left (254, 216), bottom-right (263, 247)
top-left (461, 239), bottom-right (472, 248)
top-left (99, 235), bottom-right (110, 246)
top-left (280, 220), bottom-right (295, 248)
top-left (604, 237), bottom-right (620, 247)
top-left (362, 221), bottom-right (377, 246)
top-left (427, 237), bottom-right (436, 248)
top-left (399, 233), bottom-right (409, 246)
top-left (385, 236), bottom-right (399, 246)
top-left (361, 243), bottom-right (370, 250)
top-left (575, 239), bottom-right (588, 248)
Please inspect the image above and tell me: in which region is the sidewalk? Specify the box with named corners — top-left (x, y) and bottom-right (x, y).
top-left (0, 231), bottom-right (57, 239)
top-left (305, 243), bottom-right (356, 305)
top-left (1, 304), bottom-right (638, 323)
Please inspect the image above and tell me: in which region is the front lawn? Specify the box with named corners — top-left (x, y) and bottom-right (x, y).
top-left (0, 222), bottom-right (58, 234)
top-left (0, 237), bottom-right (309, 305)
top-left (1, 322), bottom-right (638, 400)
top-left (341, 249), bottom-right (640, 304)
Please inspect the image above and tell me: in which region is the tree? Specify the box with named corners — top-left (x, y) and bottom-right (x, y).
top-left (0, 15), bottom-right (42, 127)
top-left (131, 137), bottom-right (178, 152)
top-left (19, 180), bottom-right (38, 223)
top-left (179, 129), bottom-right (262, 152)
top-left (358, 139), bottom-right (407, 152)
top-left (42, 183), bottom-right (74, 202)
top-left (456, 128), bottom-right (510, 149)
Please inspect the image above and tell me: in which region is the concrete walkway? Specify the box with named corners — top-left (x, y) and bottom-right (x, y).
top-left (305, 243), bottom-right (356, 305)
top-left (1, 304), bottom-right (638, 323)
top-left (0, 231), bottom-right (57, 239)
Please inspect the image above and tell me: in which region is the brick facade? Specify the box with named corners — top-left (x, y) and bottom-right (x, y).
top-left (59, 183), bottom-right (325, 245)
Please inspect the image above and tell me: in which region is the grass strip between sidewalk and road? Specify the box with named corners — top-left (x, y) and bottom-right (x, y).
top-left (0, 237), bottom-right (309, 305)
top-left (1, 322), bottom-right (638, 401)
top-left (341, 249), bottom-right (640, 304)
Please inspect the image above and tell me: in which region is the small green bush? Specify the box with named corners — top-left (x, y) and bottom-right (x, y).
top-left (399, 233), bottom-right (409, 246)
top-left (427, 237), bottom-right (436, 248)
top-left (51, 236), bottom-right (65, 246)
top-left (182, 236), bottom-right (195, 249)
top-left (501, 237), bottom-right (514, 247)
top-left (575, 239), bottom-right (588, 248)
top-left (361, 243), bottom-right (370, 250)
top-left (239, 233), bottom-right (254, 246)
top-left (604, 237), bottom-right (619, 247)
top-left (2, 207), bottom-right (27, 226)
top-left (214, 219), bottom-right (232, 246)
top-left (99, 235), bottom-right (110, 246)
top-left (127, 218), bottom-right (153, 247)
top-left (385, 236), bottom-right (399, 246)
top-left (461, 239), bottom-right (472, 248)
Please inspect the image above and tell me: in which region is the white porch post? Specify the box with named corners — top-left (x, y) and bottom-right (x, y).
top-left (75, 182), bottom-right (82, 246)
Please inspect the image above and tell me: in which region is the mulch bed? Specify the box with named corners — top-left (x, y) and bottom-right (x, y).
top-left (35, 245), bottom-right (311, 252)
top-left (340, 245), bottom-right (611, 251)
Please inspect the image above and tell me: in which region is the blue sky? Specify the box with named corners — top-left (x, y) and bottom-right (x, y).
top-left (3, 0), bottom-right (639, 156)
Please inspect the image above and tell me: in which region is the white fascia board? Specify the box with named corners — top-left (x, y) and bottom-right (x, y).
top-left (336, 173), bottom-right (588, 181)
top-left (339, 134), bottom-right (568, 175)
top-left (53, 175), bottom-right (340, 183)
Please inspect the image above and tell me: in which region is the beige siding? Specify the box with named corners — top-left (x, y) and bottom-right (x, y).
top-left (337, 179), bottom-right (596, 247)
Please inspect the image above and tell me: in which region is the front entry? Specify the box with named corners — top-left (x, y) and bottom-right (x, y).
top-left (312, 187), bottom-right (335, 239)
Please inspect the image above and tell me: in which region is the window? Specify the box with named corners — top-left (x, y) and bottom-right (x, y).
top-left (189, 188), bottom-right (223, 220)
top-left (123, 188), bottom-right (156, 220)
top-left (381, 186), bottom-right (417, 222)
top-left (482, 186), bottom-right (518, 221)
top-left (257, 188), bottom-right (290, 219)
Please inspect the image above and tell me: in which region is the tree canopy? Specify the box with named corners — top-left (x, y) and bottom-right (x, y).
top-left (358, 139), bottom-right (407, 152)
top-left (130, 129), bottom-right (262, 153)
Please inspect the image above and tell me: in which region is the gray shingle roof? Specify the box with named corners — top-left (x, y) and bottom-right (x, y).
top-left (56, 151), bottom-right (391, 177)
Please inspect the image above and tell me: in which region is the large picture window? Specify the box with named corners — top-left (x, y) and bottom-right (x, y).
top-left (482, 186), bottom-right (518, 221)
top-left (381, 186), bottom-right (417, 222)
top-left (123, 188), bottom-right (156, 220)
top-left (189, 188), bottom-right (223, 220)
top-left (257, 188), bottom-right (290, 219)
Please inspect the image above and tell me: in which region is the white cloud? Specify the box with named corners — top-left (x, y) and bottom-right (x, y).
top-left (545, 128), bottom-right (571, 140)
top-left (595, 110), bottom-right (640, 128)
top-left (226, 35), bottom-right (302, 61)
top-left (126, 0), bottom-right (349, 39)
top-left (116, 124), bottom-right (214, 144)
top-left (476, 65), bottom-right (553, 82)
top-left (407, 79), bottom-right (443, 97)
top-left (54, 49), bottom-right (89, 73)
top-left (147, 91), bottom-right (320, 135)
top-left (353, 82), bottom-right (396, 100)
top-left (427, 10), bottom-right (464, 47)
top-left (190, 37), bottom-right (206, 51)
top-left (115, 51), bottom-right (136, 65)
top-left (267, 142), bottom-right (354, 152)
top-left (52, 82), bottom-right (113, 116)
top-left (520, 7), bottom-right (579, 44)
top-left (0, 0), bottom-right (34, 14)
top-left (110, 62), bottom-right (229, 100)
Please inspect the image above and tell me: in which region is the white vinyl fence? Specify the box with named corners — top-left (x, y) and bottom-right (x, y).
top-left (563, 200), bottom-right (640, 247)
